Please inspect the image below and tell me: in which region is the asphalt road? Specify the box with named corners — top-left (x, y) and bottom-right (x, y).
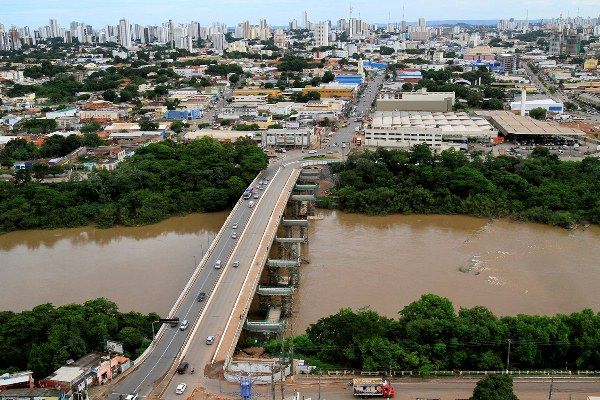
top-left (110, 73), bottom-right (384, 399)
top-left (110, 163), bottom-right (278, 399)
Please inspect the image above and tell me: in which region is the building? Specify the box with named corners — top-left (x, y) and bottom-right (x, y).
top-left (262, 128), bottom-right (312, 148)
top-left (0, 371), bottom-right (34, 390)
top-left (164, 109), bottom-right (202, 120)
top-left (365, 111), bottom-right (495, 150)
top-left (46, 108), bottom-right (79, 119)
top-left (0, 388), bottom-right (67, 400)
top-left (301, 84), bottom-right (355, 98)
top-left (334, 74), bottom-right (363, 85)
top-left (476, 110), bottom-right (584, 140)
top-left (510, 98), bottom-right (564, 114)
top-left (314, 21), bottom-right (329, 47)
top-left (549, 33), bottom-right (581, 56)
top-left (376, 89), bottom-right (455, 112)
top-left (79, 109), bottom-right (123, 121)
top-left (497, 53), bottom-right (519, 73)
top-left (232, 88), bottom-right (282, 98)
top-left (463, 46), bottom-right (495, 61)
top-left (118, 19), bottom-right (132, 49)
top-left (184, 129), bottom-right (256, 143)
top-left (218, 104), bottom-right (259, 120)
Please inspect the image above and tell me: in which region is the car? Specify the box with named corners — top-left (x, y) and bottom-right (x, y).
top-left (125, 394), bottom-right (138, 400)
top-left (197, 292), bottom-right (206, 302)
top-left (232, 223), bottom-right (238, 229)
top-left (206, 335), bottom-right (215, 345)
top-left (253, 193), bottom-right (259, 199)
top-left (308, 150), bottom-right (317, 154)
top-left (327, 151), bottom-right (334, 154)
top-left (231, 232), bottom-right (237, 239)
top-left (258, 185), bottom-right (264, 190)
top-left (233, 260), bottom-right (240, 267)
top-left (265, 177), bottom-right (270, 181)
top-left (179, 320), bottom-right (189, 331)
top-left (177, 361), bottom-right (189, 374)
top-left (214, 259), bottom-right (222, 269)
top-left (175, 383), bottom-right (187, 395)
top-left (170, 319), bottom-right (179, 328)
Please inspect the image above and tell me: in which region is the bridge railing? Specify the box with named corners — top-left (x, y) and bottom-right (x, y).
top-left (295, 369), bottom-right (600, 377)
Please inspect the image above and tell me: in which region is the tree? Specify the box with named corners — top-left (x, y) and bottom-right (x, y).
top-left (529, 107), bottom-right (547, 120)
top-left (170, 120), bottom-right (184, 133)
top-left (229, 73), bottom-right (240, 84)
top-left (471, 374), bottom-right (518, 400)
top-left (379, 46), bottom-right (395, 55)
top-left (80, 121), bottom-right (102, 134)
top-left (402, 83), bottom-right (413, 91)
top-left (139, 121), bottom-right (159, 131)
top-left (102, 89), bottom-right (119, 103)
top-left (322, 71), bottom-right (335, 83)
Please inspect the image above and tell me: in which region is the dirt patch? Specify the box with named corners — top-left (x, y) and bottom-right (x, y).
top-left (204, 360), bottom-right (225, 379)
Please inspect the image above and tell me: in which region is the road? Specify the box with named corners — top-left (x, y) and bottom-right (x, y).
top-left (108, 163), bottom-right (278, 399)
top-left (108, 72), bottom-right (385, 400)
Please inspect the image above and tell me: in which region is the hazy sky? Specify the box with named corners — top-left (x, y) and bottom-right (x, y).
top-left (1, 0), bottom-right (597, 27)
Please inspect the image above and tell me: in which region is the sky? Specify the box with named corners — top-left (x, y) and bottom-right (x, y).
top-left (0, 0), bottom-right (598, 27)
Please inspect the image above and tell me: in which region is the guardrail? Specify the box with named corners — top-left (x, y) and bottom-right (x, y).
top-left (297, 369), bottom-right (600, 377)
top-left (217, 167), bottom-right (302, 368)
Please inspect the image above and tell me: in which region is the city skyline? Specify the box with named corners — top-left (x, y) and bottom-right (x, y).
top-left (1, 0), bottom-right (597, 28)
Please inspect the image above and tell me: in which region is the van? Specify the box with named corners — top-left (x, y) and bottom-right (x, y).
top-left (177, 361), bottom-right (189, 374)
top-left (179, 320), bottom-right (189, 331)
top-left (249, 201), bottom-right (255, 208)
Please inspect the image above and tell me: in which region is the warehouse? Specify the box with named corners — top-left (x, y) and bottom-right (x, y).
top-left (365, 111), bottom-right (495, 150)
top-left (475, 111), bottom-right (585, 139)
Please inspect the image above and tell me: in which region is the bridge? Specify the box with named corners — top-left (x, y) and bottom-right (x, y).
top-left (109, 160), bottom-right (325, 399)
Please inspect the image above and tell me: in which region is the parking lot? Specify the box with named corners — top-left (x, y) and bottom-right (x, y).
top-left (470, 139), bottom-right (600, 160)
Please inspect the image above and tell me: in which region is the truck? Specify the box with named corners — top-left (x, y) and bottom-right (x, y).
top-left (243, 187), bottom-right (254, 200)
top-left (352, 378), bottom-right (395, 398)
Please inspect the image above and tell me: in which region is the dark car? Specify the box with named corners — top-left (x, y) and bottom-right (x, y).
top-left (197, 292), bottom-right (206, 302)
top-left (177, 361), bottom-right (189, 374)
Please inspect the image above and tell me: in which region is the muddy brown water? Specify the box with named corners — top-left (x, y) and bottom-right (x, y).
top-left (1, 211), bottom-right (599, 333)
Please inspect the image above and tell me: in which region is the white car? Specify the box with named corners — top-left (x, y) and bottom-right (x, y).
top-left (175, 383), bottom-right (187, 395)
top-left (206, 335), bottom-right (215, 345)
top-left (232, 223), bottom-right (238, 229)
top-left (308, 150), bottom-right (317, 154)
top-left (231, 232), bottom-right (237, 239)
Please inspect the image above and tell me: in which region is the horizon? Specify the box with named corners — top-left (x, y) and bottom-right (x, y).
top-left (0, 0), bottom-right (596, 28)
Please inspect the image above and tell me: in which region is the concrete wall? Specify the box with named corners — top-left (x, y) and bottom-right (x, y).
top-left (376, 98), bottom-right (453, 112)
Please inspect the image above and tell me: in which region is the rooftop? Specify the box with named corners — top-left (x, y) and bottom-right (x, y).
top-left (0, 388), bottom-right (63, 397)
top-left (476, 111), bottom-right (585, 136)
top-left (371, 111), bottom-right (493, 132)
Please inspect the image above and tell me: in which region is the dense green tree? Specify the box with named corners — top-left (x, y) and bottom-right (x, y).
top-left (529, 107), bottom-right (547, 120)
top-left (471, 374), bottom-right (518, 400)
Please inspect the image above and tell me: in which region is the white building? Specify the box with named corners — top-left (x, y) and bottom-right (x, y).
top-left (314, 21), bottom-right (329, 47)
top-left (262, 128), bottom-right (312, 148)
top-left (211, 33), bottom-right (226, 52)
top-left (118, 18), bottom-right (132, 48)
top-left (365, 111), bottom-right (494, 150)
top-left (510, 98), bottom-right (564, 114)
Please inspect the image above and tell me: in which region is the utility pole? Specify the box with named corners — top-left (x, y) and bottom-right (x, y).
top-left (506, 339), bottom-right (513, 374)
top-left (318, 371), bottom-right (322, 400)
top-left (271, 364), bottom-right (276, 400)
top-left (548, 377), bottom-right (554, 400)
top-left (280, 331), bottom-right (285, 400)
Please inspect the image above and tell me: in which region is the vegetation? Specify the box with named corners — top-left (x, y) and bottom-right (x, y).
top-left (322, 145), bottom-right (600, 228)
top-left (0, 138), bottom-right (267, 233)
top-left (265, 294), bottom-right (600, 372)
top-left (0, 134), bottom-right (104, 166)
top-left (0, 298), bottom-right (157, 378)
top-left (471, 374), bottom-right (518, 400)
top-left (277, 55), bottom-right (309, 72)
top-left (529, 107), bottom-right (547, 120)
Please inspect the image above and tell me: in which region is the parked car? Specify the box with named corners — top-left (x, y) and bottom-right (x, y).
top-left (177, 361), bottom-right (189, 374)
top-left (175, 383), bottom-right (187, 395)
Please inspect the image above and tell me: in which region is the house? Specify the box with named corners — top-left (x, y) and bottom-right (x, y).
top-left (0, 371), bottom-right (34, 391)
top-left (0, 388), bottom-right (67, 400)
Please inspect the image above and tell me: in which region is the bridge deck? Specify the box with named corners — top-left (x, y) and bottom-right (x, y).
top-left (212, 167), bottom-right (301, 365)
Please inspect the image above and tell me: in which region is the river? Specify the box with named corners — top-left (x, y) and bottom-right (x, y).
top-left (1, 211), bottom-right (599, 333)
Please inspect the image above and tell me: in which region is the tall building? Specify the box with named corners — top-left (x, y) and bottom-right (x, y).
top-left (314, 21), bottom-right (329, 47)
top-left (49, 18), bottom-right (60, 38)
top-left (302, 11), bottom-right (309, 29)
top-left (211, 32), bottom-right (226, 52)
top-left (118, 18), bottom-right (132, 48)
